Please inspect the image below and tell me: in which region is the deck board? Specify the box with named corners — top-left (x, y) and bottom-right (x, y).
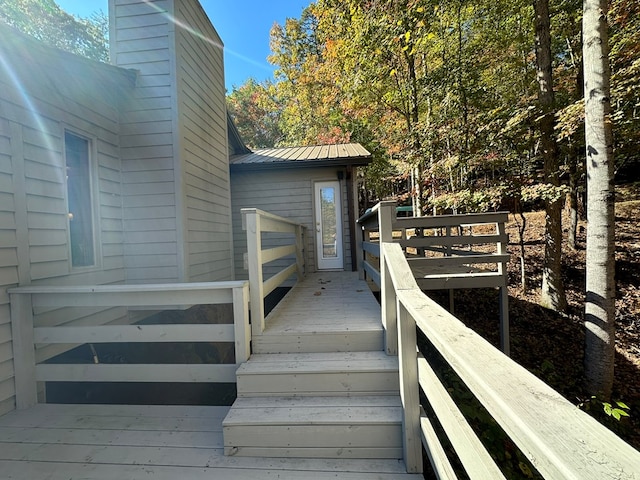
top-left (263, 272), bottom-right (381, 334)
top-left (0, 404), bottom-right (420, 479)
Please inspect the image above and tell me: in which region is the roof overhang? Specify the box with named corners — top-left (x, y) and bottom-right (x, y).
top-left (229, 144), bottom-right (372, 171)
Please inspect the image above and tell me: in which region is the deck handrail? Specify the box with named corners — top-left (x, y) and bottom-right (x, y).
top-left (8, 281), bottom-right (250, 410)
top-left (381, 241), bottom-right (640, 477)
top-left (242, 208), bottom-right (306, 336)
top-left (358, 201), bottom-right (509, 354)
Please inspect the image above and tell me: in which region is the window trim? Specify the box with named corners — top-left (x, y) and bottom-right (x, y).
top-left (63, 128), bottom-right (101, 271)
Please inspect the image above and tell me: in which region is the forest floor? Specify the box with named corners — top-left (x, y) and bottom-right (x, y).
top-left (430, 195), bottom-right (640, 451)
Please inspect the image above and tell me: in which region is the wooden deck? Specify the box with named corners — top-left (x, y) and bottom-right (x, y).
top-left (0, 403), bottom-right (418, 479)
top-left (1, 272), bottom-right (421, 478)
top-left (254, 271), bottom-right (384, 353)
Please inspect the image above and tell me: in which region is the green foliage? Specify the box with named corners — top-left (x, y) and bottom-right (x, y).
top-left (228, 0), bottom-right (639, 207)
top-left (0, 0), bottom-right (108, 62)
top-left (227, 79), bottom-right (283, 149)
top-left (579, 395), bottom-right (631, 422)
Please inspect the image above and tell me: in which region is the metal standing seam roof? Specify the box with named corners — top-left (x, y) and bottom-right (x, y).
top-left (229, 143), bottom-right (372, 167)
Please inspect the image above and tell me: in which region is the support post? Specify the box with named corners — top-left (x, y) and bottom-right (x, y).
top-left (378, 201), bottom-right (397, 355)
top-left (9, 292), bottom-right (37, 409)
top-left (244, 210), bottom-right (265, 336)
top-left (497, 220), bottom-right (510, 355)
top-left (358, 226), bottom-right (369, 281)
top-left (233, 283), bottom-right (251, 363)
top-left (397, 299), bottom-right (423, 474)
top-left (295, 225), bottom-right (305, 281)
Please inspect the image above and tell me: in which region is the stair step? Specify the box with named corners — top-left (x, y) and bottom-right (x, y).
top-left (252, 329), bottom-right (384, 354)
top-left (223, 396), bottom-right (403, 458)
top-left (237, 351), bottom-right (399, 397)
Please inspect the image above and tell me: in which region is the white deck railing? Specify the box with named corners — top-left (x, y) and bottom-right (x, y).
top-left (242, 208), bottom-right (306, 336)
top-left (381, 241), bottom-right (640, 477)
top-left (359, 201), bottom-right (510, 354)
top-left (8, 281), bottom-right (250, 410)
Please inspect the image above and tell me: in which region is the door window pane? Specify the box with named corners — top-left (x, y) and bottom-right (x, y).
top-left (65, 131), bottom-right (95, 267)
top-left (320, 186), bottom-right (337, 258)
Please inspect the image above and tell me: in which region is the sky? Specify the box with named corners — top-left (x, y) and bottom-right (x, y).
top-left (54, 0), bottom-right (311, 91)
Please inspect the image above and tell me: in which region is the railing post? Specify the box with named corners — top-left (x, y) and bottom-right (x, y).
top-left (9, 292), bottom-right (37, 409)
top-left (497, 220), bottom-right (510, 356)
top-left (356, 225), bottom-right (369, 280)
top-left (397, 296), bottom-right (423, 474)
top-left (295, 224), bottom-right (305, 281)
top-left (378, 201), bottom-right (397, 355)
top-left (233, 282), bottom-right (251, 363)
top-left (244, 210), bottom-right (265, 336)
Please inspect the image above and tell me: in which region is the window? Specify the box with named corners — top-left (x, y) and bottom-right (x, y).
top-left (65, 131), bottom-right (95, 267)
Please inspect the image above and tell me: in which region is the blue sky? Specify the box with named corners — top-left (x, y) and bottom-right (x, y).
top-left (55, 0), bottom-right (311, 91)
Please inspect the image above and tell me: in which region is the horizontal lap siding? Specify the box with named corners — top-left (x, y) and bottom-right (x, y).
top-left (176, 0), bottom-right (233, 282)
top-left (113, 0), bottom-right (180, 284)
top-left (231, 169), bottom-right (355, 280)
top-left (0, 118), bottom-right (18, 416)
top-left (1, 29), bottom-right (131, 412)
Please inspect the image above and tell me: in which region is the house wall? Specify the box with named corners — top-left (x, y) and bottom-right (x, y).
top-left (0, 31), bottom-right (131, 414)
top-left (110, 0), bottom-right (233, 283)
top-left (110, 0), bottom-right (181, 284)
top-left (174, 0), bottom-right (233, 282)
top-left (230, 168), bottom-right (353, 282)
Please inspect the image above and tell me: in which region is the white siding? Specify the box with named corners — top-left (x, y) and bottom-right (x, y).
top-left (230, 168), bottom-right (353, 281)
top-left (175, 0), bottom-right (233, 282)
top-left (111, 0), bottom-right (180, 284)
top-left (0, 32), bottom-right (131, 412)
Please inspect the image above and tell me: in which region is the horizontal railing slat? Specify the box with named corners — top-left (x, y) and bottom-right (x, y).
top-left (362, 241), bottom-right (380, 256)
top-left (36, 363), bottom-right (238, 383)
top-left (407, 254), bottom-right (511, 267)
top-left (418, 354), bottom-right (506, 479)
top-left (399, 234), bottom-right (508, 248)
top-left (34, 324), bottom-right (236, 344)
top-left (394, 212), bottom-right (509, 229)
top-left (420, 415), bottom-right (459, 480)
top-left (29, 290), bottom-right (233, 308)
top-left (10, 281), bottom-right (247, 295)
top-left (257, 216), bottom-right (298, 234)
top-left (415, 275), bottom-right (505, 290)
top-left (363, 261), bottom-right (381, 288)
top-left (261, 244), bottom-right (297, 265)
top-left (263, 263), bottom-right (297, 298)
top-left (241, 208), bottom-right (302, 229)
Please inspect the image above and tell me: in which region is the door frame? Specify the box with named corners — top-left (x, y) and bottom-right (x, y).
top-left (314, 180), bottom-right (344, 270)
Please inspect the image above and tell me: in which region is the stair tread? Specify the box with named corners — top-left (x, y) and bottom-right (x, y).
top-left (223, 396), bottom-right (402, 426)
top-left (237, 351), bottom-right (398, 375)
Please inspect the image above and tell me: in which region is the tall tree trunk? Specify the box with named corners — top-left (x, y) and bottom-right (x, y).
top-left (534, 0), bottom-right (567, 311)
top-left (583, 0), bottom-right (615, 400)
top-left (567, 144), bottom-right (580, 250)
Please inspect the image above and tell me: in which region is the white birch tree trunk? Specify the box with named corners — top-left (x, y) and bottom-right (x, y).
top-left (583, 0), bottom-right (616, 399)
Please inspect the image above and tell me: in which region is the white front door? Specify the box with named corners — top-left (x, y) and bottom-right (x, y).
top-left (314, 181), bottom-right (343, 270)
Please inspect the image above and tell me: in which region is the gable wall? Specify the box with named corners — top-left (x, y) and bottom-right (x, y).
top-left (175, 0), bottom-right (233, 282)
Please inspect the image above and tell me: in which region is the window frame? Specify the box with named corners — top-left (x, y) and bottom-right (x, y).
top-left (63, 128), bottom-right (101, 271)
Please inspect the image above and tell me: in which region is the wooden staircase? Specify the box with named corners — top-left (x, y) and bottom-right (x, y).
top-left (222, 273), bottom-right (403, 459)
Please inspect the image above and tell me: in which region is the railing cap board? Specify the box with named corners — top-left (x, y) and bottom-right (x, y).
top-left (396, 286), bottom-right (640, 479)
top-left (241, 208), bottom-right (304, 229)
